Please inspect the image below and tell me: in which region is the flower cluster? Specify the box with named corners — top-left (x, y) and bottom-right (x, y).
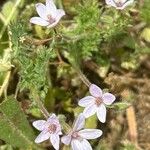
top-left (30, 0), bottom-right (134, 149)
top-left (30, 0), bottom-right (134, 28)
top-left (33, 84), bottom-right (116, 150)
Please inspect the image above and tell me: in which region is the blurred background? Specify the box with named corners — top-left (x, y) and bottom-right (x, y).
top-left (0, 0), bottom-right (150, 150)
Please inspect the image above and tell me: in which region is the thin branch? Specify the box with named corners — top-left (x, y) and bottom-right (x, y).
top-left (31, 88), bottom-right (49, 119)
top-left (0, 71), bottom-right (11, 98)
top-left (75, 68), bottom-right (91, 87)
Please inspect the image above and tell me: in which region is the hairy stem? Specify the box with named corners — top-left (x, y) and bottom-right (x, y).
top-left (31, 88), bottom-right (49, 119)
top-left (75, 68), bottom-right (91, 87)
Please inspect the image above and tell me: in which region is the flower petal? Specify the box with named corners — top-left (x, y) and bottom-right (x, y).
top-left (32, 120), bottom-right (46, 131)
top-left (78, 96), bottom-right (95, 107)
top-left (47, 9), bottom-right (65, 28)
top-left (35, 3), bottom-right (47, 20)
top-left (97, 104), bottom-right (106, 123)
top-left (54, 9), bottom-right (65, 19)
top-left (61, 134), bottom-right (72, 145)
top-left (117, 0), bottom-right (134, 10)
top-left (80, 139), bottom-right (92, 150)
top-left (79, 129), bottom-right (102, 139)
top-left (102, 93), bottom-right (116, 105)
top-left (73, 113), bottom-right (85, 131)
top-left (47, 113), bottom-right (57, 121)
top-left (71, 139), bottom-right (83, 150)
top-left (50, 134), bottom-right (60, 150)
top-left (89, 84), bottom-right (102, 97)
top-left (105, 0), bottom-right (116, 7)
top-left (30, 17), bottom-right (49, 26)
top-left (83, 104), bottom-right (97, 118)
top-left (46, 0), bottom-right (57, 17)
top-left (35, 130), bottom-right (50, 143)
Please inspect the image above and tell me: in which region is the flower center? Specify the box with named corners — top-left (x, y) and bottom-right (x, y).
top-left (95, 97), bottom-right (103, 106)
top-left (113, 0), bottom-right (127, 7)
top-left (48, 124), bottom-right (57, 134)
top-left (47, 15), bottom-right (56, 24)
top-left (72, 131), bottom-right (80, 139)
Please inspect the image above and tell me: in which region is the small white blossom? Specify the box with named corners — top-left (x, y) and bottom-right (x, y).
top-left (61, 113), bottom-right (102, 150)
top-left (78, 84), bottom-right (116, 123)
top-left (33, 114), bottom-right (62, 150)
top-left (105, 0), bottom-right (134, 9)
top-left (30, 0), bottom-right (65, 28)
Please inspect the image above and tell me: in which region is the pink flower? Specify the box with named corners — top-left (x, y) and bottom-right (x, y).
top-left (33, 114), bottom-right (62, 150)
top-left (105, 0), bottom-right (134, 10)
top-left (61, 113), bottom-right (102, 150)
top-left (78, 84), bottom-right (116, 123)
top-left (30, 0), bottom-right (65, 28)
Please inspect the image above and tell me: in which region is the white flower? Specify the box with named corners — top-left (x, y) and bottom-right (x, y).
top-left (30, 0), bottom-right (65, 28)
top-left (61, 113), bottom-right (102, 150)
top-left (78, 84), bottom-right (116, 123)
top-left (33, 114), bottom-right (62, 150)
top-left (105, 0), bottom-right (134, 10)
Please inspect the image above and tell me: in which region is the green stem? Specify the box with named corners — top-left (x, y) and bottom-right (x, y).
top-left (31, 88), bottom-right (49, 119)
top-left (75, 68), bottom-right (91, 87)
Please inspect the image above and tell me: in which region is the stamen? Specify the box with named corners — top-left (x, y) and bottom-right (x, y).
top-left (95, 97), bottom-right (103, 106)
top-left (72, 131), bottom-right (80, 139)
top-left (113, 0), bottom-right (127, 7)
top-left (47, 15), bottom-right (56, 24)
top-left (48, 124), bottom-right (57, 134)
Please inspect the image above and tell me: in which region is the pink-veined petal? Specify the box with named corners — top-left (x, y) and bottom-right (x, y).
top-left (32, 120), bottom-right (46, 131)
top-left (46, 0), bottom-right (57, 17)
top-left (102, 93), bottom-right (116, 105)
top-left (35, 3), bottom-right (47, 20)
top-left (80, 139), bottom-right (92, 150)
top-left (30, 17), bottom-right (49, 26)
top-left (61, 134), bottom-right (72, 145)
top-left (47, 9), bottom-right (65, 28)
top-left (79, 129), bottom-right (102, 139)
top-left (83, 104), bottom-right (97, 118)
top-left (71, 139), bottom-right (83, 150)
top-left (73, 113), bottom-right (85, 131)
top-left (50, 134), bottom-right (60, 150)
top-left (89, 84), bottom-right (102, 97)
top-left (35, 130), bottom-right (50, 143)
top-left (47, 113), bottom-right (60, 125)
top-left (97, 104), bottom-right (106, 123)
top-left (78, 96), bottom-right (95, 107)
top-left (105, 0), bottom-right (116, 7)
top-left (117, 0), bottom-right (134, 9)
top-left (47, 113), bottom-right (57, 122)
top-left (54, 9), bottom-right (65, 19)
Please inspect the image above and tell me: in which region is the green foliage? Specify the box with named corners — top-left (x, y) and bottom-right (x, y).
top-left (140, 0), bottom-right (150, 24)
top-left (0, 0), bottom-right (150, 149)
top-left (0, 97), bottom-right (39, 149)
top-left (10, 22), bottom-right (53, 90)
top-left (62, 0), bottom-right (101, 60)
top-left (100, 11), bottom-right (130, 42)
top-left (110, 102), bottom-right (131, 110)
top-left (120, 141), bottom-right (137, 150)
top-left (1, 1), bottom-right (18, 21)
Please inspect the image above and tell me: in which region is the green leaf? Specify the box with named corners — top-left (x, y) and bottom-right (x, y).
top-left (1, 1), bottom-right (18, 21)
top-left (141, 28), bottom-right (150, 43)
top-left (0, 97), bottom-right (41, 149)
top-left (85, 115), bottom-right (97, 129)
top-left (112, 102), bottom-right (131, 110)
